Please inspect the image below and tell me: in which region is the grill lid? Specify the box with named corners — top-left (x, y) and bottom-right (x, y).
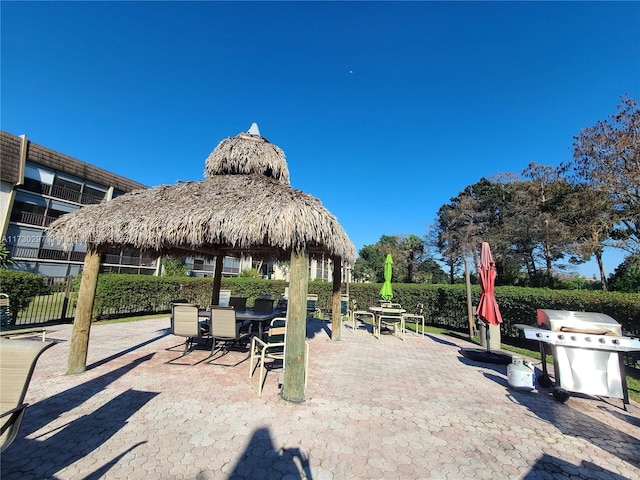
top-left (536, 309), bottom-right (621, 336)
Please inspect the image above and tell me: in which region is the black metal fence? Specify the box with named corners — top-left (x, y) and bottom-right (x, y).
top-left (15, 276), bottom-right (76, 326)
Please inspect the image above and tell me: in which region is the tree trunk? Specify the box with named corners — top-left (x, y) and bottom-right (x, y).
top-left (331, 257), bottom-right (342, 341)
top-left (211, 255), bottom-right (224, 306)
top-left (596, 251), bottom-right (608, 291)
top-left (448, 261), bottom-right (455, 285)
top-left (544, 243), bottom-right (554, 287)
top-left (281, 249), bottom-right (309, 403)
top-left (67, 246), bottom-right (101, 375)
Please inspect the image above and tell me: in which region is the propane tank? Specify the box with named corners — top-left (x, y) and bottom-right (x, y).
top-left (507, 357), bottom-right (535, 391)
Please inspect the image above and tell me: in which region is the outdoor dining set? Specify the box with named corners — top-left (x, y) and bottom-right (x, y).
top-left (169, 291), bottom-right (303, 396)
top-left (349, 299), bottom-right (425, 340)
top-left (168, 287), bottom-right (425, 396)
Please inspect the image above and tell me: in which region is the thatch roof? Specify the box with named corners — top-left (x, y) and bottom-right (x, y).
top-left (205, 131), bottom-right (290, 185)
top-left (48, 127), bottom-right (356, 264)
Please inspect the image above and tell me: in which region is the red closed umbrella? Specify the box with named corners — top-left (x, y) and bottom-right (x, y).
top-left (476, 242), bottom-right (502, 328)
top-left (459, 242), bottom-right (511, 364)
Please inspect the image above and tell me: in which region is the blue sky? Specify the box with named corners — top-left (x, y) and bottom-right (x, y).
top-left (2, 1), bottom-right (639, 278)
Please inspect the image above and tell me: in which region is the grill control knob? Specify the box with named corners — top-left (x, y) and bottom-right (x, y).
top-left (612, 339), bottom-right (620, 345)
top-left (585, 337), bottom-right (591, 342)
top-left (558, 334), bottom-right (564, 340)
top-left (599, 338), bottom-right (606, 344)
top-left (571, 336), bottom-right (577, 341)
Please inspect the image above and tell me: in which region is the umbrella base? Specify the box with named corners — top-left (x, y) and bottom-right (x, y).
top-left (459, 348), bottom-right (512, 365)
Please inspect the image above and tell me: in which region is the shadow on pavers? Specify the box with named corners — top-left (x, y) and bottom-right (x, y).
top-left (523, 453), bottom-right (631, 479)
top-left (480, 370), bottom-right (640, 472)
top-left (1, 389), bottom-right (156, 480)
top-left (213, 427), bottom-right (312, 480)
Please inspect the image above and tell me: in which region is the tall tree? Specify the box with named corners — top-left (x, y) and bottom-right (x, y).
top-left (434, 178), bottom-right (509, 281)
top-left (559, 184), bottom-right (615, 289)
top-left (399, 234), bottom-right (426, 283)
top-left (571, 96), bottom-right (640, 252)
top-left (519, 163), bottom-right (574, 286)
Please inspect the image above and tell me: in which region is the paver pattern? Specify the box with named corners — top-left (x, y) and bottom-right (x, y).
top-left (1, 317), bottom-right (639, 479)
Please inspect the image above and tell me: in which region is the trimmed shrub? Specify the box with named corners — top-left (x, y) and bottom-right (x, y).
top-left (79, 274), bottom-right (640, 337)
top-left (0, 270), bottom-right (48, 325)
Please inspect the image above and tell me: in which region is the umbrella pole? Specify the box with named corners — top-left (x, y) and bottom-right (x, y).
top-left (486, 323), bottom-right (491, 352)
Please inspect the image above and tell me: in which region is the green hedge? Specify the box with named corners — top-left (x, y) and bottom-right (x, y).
top-left (85, 274), bottom-right (640, 337)
top-left (0, 270), bottom-right (49, 325)
top-left (90, 274), bottom-right (289, 319)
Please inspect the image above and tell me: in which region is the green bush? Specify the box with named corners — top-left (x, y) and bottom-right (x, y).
top-left (0, 270), bottom-right (48, 325)
top-left (81, 274), bottom-right (640, 337)
top-left (91, 274), bottom-right (290, 319)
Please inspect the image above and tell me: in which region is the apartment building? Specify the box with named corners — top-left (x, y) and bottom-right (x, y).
top-left (0, 132), bottom-right (248, 278)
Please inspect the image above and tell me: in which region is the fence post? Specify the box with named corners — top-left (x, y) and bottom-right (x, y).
top-left (60, 275), bottom-right (73, 321)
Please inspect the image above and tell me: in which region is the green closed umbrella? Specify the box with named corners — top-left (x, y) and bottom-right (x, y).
top-left (380, 254), bottom-right (393, 301)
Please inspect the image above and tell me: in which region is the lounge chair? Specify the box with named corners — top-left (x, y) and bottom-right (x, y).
top-left (1, 338), bottom-right (55, 453)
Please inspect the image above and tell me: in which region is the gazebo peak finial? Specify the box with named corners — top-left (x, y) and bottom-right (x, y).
top-left (248, 123), bottom-right (261, 137)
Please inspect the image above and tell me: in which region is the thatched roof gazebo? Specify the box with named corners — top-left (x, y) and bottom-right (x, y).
top-left (48, 124), bottom-right (356, 402)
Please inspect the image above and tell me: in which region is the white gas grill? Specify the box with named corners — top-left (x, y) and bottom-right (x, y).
top-left (515, 309), bottom-right (640, 411)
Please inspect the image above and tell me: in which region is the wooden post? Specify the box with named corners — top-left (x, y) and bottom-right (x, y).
top-left (331, 256), bottom-right (342, 341)
top-left (281, 249), bottom-right (309, 402)
top-left (211, 255), bottom-right (224, 306)
top-left (67, 246), bottom-right (101, 375)
top-left (465, 259), bottom-right (475, 340)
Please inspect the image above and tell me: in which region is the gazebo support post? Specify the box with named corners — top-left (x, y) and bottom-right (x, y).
top-left (67, 245), bottom-right (101, 375)
top-left (281, 249), bottom-right (309, 403)
top-left (210, 255), bottom-right (224, 306)
top-left (330, 256), bottom-right (342, 341)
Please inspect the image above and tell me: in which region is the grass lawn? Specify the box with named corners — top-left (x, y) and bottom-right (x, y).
top-left (93, 313), bottom-right (169, 325)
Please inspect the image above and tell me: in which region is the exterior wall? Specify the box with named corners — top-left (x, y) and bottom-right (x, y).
top-left (0, 181), bottom-right (15, 238)
top-left (1, 131), bottom-right (154, 277)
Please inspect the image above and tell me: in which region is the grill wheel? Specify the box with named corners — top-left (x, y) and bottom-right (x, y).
top-left (552, 387), bottom-right (570, 403)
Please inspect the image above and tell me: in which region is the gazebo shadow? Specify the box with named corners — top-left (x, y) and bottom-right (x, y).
top-left (0, 389), bottom-right (156, 479)
top-left (306, 318), bottom-right (331, 339)
top-left (225, 427), bottom-right (312, 479)
top-left (16, 352), bottom-right (155, 438)
top-left (87, 330), bottom-right (169, 370)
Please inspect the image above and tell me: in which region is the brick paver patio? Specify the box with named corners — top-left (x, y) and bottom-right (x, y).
top-left (1, 317), bottom-right (639, 479)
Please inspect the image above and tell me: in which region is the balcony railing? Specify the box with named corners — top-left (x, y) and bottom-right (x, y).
top-left (7, 245), bottom-right (148, 266)
top-left (12, 211), bottom-right (65, 228)
top-left (21, 180), bottom-right (105, 205)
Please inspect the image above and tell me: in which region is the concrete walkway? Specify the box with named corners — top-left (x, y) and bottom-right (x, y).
top-left (1, 317), bottom-right (639, 480)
